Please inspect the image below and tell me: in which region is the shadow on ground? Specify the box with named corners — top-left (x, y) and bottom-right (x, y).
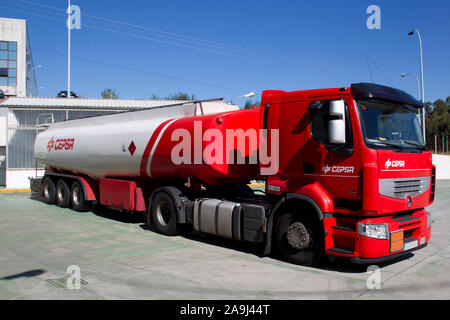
top-left (0, 269), bottom-right (46, 280)
top-left (29, 191), bottom-right (417, 274)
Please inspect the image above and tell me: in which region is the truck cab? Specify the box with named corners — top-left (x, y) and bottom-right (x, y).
top-left (261, 83), bottom-right (434, 264)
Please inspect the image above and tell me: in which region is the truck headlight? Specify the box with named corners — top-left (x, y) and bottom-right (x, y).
top-left (358, 223), bottom-right (388, 240)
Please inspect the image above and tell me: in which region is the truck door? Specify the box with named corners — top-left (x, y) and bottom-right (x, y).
top-left (303, 96), bottom-right (361, 201)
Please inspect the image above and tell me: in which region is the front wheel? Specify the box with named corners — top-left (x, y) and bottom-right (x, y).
top-left (274, 212), bottom-right (325, 266)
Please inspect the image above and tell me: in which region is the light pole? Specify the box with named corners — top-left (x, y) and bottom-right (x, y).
top-left (236, 92), bottom-right (255, 108)
top-left (67, 0), bottom-right (71, 99)
top-left (408, 28), bottom-right (425, 144)
top-left (401, 72), bottom-right (420, 101)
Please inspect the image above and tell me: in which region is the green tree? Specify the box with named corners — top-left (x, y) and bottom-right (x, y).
top-left (166, 92), bottom-right (197, 101)
top-left (101, 88), bottom-right (119, 99)
top-left (148, 94), bottom-right (160, 99)
top-left (244, 100), bottom-right (261, 109)
top-left (425, 97), bottom-right (449, 152)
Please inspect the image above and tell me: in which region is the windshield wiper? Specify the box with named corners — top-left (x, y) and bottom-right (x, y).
top-left (366, 139), bottom-right (403, 149)
top-left (403, 140), bottom-right (427, 150)
top-left (367, 139), bottom-right (426, 151)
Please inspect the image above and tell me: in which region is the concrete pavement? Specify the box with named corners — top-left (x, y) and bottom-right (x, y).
top-left (0, 181), bottom-right (449, 300)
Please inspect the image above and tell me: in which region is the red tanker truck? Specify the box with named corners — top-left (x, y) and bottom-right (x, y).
top-left (34, 83), bottom-right (434, 266)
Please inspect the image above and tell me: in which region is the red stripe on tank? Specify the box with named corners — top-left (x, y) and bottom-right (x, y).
top-left (139, 119), bottom-right (173, 178)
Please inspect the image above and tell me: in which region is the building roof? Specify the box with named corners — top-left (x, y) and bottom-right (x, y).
top-left (0, 96), bottom-right (190, 109)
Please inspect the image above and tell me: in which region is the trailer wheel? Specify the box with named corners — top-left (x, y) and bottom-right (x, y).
top-left (41, 177), bottom-right (56, 204)
top-left (274, 211), bottom-right (324, 266)
top-left (55, 179), bottom-right (71, 208)
top-left (151, 192), bottom-right (181, 236)
top-left (70, 181), bottom-right (89, 212)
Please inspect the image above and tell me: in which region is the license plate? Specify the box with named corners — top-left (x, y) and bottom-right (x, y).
top-left (403, 239), bottom-right (418, 251)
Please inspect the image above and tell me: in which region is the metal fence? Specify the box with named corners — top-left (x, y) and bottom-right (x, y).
top-left (7, 108), bottom-right (122, 169)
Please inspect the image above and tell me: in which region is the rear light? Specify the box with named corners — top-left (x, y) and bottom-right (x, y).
top-left (358, 223), bottom-right (389, 240)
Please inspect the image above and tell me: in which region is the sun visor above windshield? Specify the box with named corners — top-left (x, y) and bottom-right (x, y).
top-left (350, 83), bottom-right (424, 108)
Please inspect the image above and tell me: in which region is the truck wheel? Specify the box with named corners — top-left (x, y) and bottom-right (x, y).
top-left (274, 212), bottom-right (324, 266)
top-left (41, 177), bottom-right (56, 204)
top-left (55, 179), bottom-right (71, 208)
top-left (70, 181), bottom-right (89, 212)
top-left (151, 192), bottom-right (181, 236)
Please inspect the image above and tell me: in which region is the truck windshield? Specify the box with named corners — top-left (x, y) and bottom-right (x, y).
top-left (356, 99), bottom-right (425, 151)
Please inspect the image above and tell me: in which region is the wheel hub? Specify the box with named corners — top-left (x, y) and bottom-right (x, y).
top-left (286, 222), bottom-right (310, 250)
top-left (156, 200), bottom-right (171, 226)
top-left (72, 186), bottom-right (81, 206)
top-left (57, 185), bottom-right (64, 201)
top-left (43, 182), bottom-right (50, 198)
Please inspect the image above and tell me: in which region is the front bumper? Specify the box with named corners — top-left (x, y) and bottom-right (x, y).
top-left (325, 209), bottom-right (431, 262)
top-left (351, 243), bottom-right (427, 264)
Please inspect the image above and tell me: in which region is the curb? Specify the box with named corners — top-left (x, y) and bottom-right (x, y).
top-left (0, 189), bottom-right (32, 193)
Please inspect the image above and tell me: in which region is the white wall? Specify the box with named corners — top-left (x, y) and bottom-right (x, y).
top-left (6, 169), bottom-right (44, 189)
top-left (0, 115), bottom-right (5, 146)
top-left (432, 154), bottom-right (450, 180)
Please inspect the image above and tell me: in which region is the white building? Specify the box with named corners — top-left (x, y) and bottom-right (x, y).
top-left (0, 17), bottom-right (239, 189)
top-left (0, 97), bottom-right (238, 189)
top-left (0, 18), bottom-right (38, 98)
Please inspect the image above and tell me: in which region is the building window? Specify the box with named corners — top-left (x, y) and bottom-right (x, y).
top-left (0, 40), bottom-right (17, 87)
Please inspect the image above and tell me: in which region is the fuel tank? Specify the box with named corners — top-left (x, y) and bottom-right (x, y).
top-left (34, 101), bottom-right (261, 185)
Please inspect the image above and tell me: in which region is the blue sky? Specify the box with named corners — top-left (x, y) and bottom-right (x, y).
top-left (1, 0), bottom-right (449, 105)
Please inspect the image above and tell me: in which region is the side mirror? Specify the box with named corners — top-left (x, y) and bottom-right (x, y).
top-left (328, 100), bottom-right (346, 144)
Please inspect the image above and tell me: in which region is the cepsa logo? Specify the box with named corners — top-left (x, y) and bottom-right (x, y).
top-left (47, 137), bottom-right (75, 152)
top-left (322, 165), bottom-right (355, 174)
top-left (384, 158), bottom-right (405, 169)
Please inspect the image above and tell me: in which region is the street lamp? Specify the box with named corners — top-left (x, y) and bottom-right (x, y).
top-left (408, 28), bottom-right (425, 143)
top-left (235, 92), bottom-right (255, 107)
top-left (401, 72), bottom-right (420, 101)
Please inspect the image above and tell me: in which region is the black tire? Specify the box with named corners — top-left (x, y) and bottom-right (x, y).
top-left (150, 192), bottom-right (181, 236)
top-left (70, 181), bottom-right (90, 212)
top-left (41, 177), bottom-right (56, 204)
top-left (274, 211), bottom-right (325, 266)
top-left (55, 179), bottom-right (71, 208)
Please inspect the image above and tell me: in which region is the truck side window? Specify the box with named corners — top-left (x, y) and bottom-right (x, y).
top-left (309, 99), bottom-right (353, 152)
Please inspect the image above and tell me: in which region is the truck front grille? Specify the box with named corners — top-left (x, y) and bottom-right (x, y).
top-left (379, 176), bottom-right (431, 200)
